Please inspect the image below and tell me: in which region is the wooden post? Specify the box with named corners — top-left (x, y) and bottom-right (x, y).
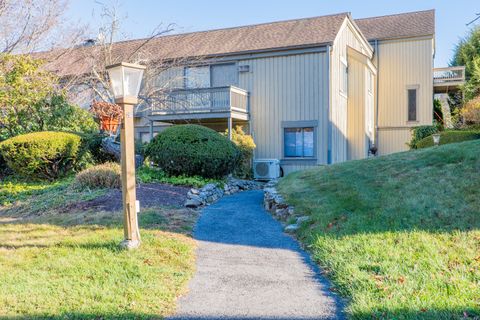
top-left (228, 116), bottom-right (232, 141)
top-left (149, 120), bottom-right (154, 142)
top-left (118, 97), bottom-right (140, 249)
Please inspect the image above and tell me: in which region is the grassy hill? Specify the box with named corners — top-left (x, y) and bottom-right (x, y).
top-left (278, 140), bottom-right (480, 319)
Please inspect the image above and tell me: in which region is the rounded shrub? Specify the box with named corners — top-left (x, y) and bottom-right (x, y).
top-left (0, 131), bottom-right (82, 180)
top-left (74, 162), bottom-right (121, 189)
top-left (145, 124), bottom-right (240, 178)
top-left (416, 130), bottom-right (480, 149)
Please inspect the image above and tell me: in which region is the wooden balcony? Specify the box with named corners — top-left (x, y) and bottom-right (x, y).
top-left (148, 86), bottom-right (249, 122)
top-left (434, 66), bottom-right (465, 93)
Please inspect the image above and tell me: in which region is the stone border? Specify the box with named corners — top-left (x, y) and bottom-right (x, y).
top-left (185, 177), bottom-right (263, 208)
top-left (263, 179), bottom-right (309, 233)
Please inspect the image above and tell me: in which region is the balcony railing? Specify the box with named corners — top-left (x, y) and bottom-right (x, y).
top-left (150, 86), bottom-right (248, 116)
top-left (433, 66), bottom-right (465, 85)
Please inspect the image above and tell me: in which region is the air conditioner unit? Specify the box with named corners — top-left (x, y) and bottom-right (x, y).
top-left (253, 159), bottom-right (280, 180)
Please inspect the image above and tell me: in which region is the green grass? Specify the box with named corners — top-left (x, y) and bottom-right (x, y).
top-left (137, 166), bottom-right (223, 188)
top-left (278, 140), bottom-right (480, 319)
top-left (0, 176), bottom-right (106, 214)
top-left (0, 178), bottom-right (197, 319)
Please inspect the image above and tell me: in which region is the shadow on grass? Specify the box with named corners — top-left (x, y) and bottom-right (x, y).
top-left (0, 308), bottom-right (479, 319)
top-left (0, 240), bottom-right (121, 251)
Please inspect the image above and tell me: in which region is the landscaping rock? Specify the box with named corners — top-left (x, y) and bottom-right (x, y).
top-left (185, 198), bottom-right (202, 208)
top-left (296, 216), bottom-right (310, 224)
top-left (263, 181), bottom-right (300, 229)
top-left (185, 177), bottom-right (264, 208)
top-left (285, 224), bottom-right (299, 233)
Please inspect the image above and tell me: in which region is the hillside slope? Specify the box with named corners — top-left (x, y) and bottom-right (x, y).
top-left (278, 140), bottom-right (480, 319)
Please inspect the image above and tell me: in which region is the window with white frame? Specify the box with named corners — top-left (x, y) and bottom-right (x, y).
top-left (340, 56), bottom-right (348, 95)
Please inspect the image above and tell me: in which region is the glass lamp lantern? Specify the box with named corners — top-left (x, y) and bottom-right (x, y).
top-left (432, 133), bottom-right (441, 146)
top-left (106, 62), bottom-right (146, 102)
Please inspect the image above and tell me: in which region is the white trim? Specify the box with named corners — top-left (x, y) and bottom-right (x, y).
top-left (333, 17), bottom-right (374, 58)
top-left (340, 55), bottom-right (348, 96)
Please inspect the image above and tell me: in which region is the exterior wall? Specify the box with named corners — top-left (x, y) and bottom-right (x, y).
top-left (377, 128), bottom-right (412, 154)
top-left (347, 55), bottom-right (368, 160)
top-left (375, 37), bottom-right (434, 155)
top-left (330, 19), bottom-right (372, 163)
top-left (238, 51), bottom-right (329, 175)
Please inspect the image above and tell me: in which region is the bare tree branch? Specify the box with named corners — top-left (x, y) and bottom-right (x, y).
top-left (467, 13), bottom-right (480, 26)
top-left (0, 0), bottom-right (86, 54)
top-left (63, 1), bottom-right (209, 125)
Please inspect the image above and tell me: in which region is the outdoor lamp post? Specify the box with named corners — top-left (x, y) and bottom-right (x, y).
top-left (432, 133), bottom-right (441, 147)
top-left (106, 62), bottom-right (146, 249)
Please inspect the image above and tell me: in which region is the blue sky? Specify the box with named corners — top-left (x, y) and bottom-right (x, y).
top-left (68, 0), bottom-right (479, 67)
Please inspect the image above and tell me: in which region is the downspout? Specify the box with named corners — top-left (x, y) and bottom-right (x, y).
top-left (327, 44), bottom-right (332, 164)
top-left (374, 39), bottom-right (380, 154)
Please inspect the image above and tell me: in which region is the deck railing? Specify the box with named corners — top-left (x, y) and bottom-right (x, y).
top-left (433, 66), bottom-right (465, 85)
top-left (150, 86), bottom-right (248, 115)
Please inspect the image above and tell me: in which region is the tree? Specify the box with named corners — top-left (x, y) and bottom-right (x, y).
top-left (0, 54), bottom-right (97, 140)
top-left (451, 26), bottom-right (480, 101)
top-left (0, 54), bottom-right (56, 139)
top-left (0, 0), bottom-right (84, 54)
top-left (64, 3), bottom-right (205, 117)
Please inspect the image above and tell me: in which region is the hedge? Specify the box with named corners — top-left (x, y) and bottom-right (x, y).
top-left (416, 130), bottom-right (480, 149)
top-left (409, 125), bottom-right (439, 149)
top-left (0, 131), bottom-right (82, 180)
top-left (145, 125), bottom-right (240, 178)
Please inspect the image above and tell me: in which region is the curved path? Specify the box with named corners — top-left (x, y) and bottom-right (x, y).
top-left (168, 190), bottom-right (344, 320)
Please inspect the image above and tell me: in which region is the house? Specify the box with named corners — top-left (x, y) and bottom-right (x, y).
top-left (40, 9), bottom-right (465, 175)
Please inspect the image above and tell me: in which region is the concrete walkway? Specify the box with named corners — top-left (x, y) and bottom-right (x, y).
top-left (168, 190), bottom-right (344, 320)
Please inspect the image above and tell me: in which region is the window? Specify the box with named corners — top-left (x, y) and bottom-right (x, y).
top-left (184, 64), bottom-right (238, 89)
top-left (284, 127), bottom-right (314, 158)
top-left (340, 56), bottom-right (348, 95)
top-left (185, 66), bottom-right (210, 88)
top-left (407, 85), bottom-right (419, 122)
top-left (211, 64), bottom-right (237, 87)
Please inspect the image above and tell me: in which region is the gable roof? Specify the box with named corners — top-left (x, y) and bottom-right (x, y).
top-left (37, 10), bottom-right (435, 77)
top-left (355, 9), bottom-right (435, 41)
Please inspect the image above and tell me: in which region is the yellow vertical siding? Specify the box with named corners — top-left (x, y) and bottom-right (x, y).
top-left (377, 128), bottom-right (412, 155)
top-left (238, 52), bottom-right (329, 174)
top-left (376, 37), bottom-right (434, 155)
top-left (330, 19), bottom-right (370, 163)
top-left (347, 56), bottom-right (368, 160)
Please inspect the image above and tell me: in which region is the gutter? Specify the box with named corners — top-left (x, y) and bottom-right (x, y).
top-left (374, 39), bottom-right (379, 153)
top-left (327, 44), bottom-right (332, 164)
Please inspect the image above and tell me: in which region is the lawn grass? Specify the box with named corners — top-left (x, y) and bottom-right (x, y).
top-left (0, 178), bottom-right (197, 319)
top-left (278, 140), bottom-right (480, 319)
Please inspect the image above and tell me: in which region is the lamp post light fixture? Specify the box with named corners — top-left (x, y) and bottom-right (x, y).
top-left (106, 62), bottom-right (146, 250)
top-left (432, 133), bottom-right (441, 147)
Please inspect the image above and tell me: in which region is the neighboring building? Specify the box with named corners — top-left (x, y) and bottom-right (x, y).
top-left (39, 9), bottom-right (464, 174)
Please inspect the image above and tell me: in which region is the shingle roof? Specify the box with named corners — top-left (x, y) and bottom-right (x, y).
top-left (355, 9), bottom-right (435, 41)
top-left (37, 10), bottom-right (435, 77)
top-left (38, 13), bottom-right (349, 77)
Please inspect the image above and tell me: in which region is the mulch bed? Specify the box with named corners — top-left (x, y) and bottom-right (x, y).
top-left (64, 183), bottom-right (190, 213)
